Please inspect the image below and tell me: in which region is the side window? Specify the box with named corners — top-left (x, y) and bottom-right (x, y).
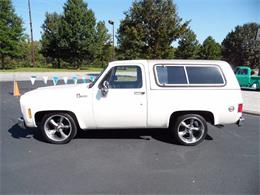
top-left (186, 66), bottom-right (224, 84)
top-left (156, 66), bottom-right (187, 85)
top-left (241, 69), bottom-right (248, 75)
top-left (102, 66), bottom-right (142, 89)
top-left (236, 69), bottom-right (248, 75)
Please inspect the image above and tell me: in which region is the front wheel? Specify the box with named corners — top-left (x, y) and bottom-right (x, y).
top-left (40, 112), bottom-right (77, 144)
top-left (171, 114), bottom-right (208, 146)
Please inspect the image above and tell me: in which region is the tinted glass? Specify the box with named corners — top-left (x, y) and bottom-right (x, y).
top-left (156, 66), bottom-right (187, 84)
top-left (186, 66), bottom-right (224, 84)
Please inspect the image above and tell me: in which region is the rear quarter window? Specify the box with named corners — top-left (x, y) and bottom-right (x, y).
top-left (154, 64), bottom-right (225, 86)
top-left (156, 66), bottom-right (188, 85)
top-left (186, 66), bottom-right (225, 84)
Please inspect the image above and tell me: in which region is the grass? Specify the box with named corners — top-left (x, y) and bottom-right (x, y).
top-left (0, 67), bottom-right (103, 72)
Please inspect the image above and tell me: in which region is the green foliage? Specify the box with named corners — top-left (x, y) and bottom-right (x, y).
top-left (175, 28), bottom-right (200, 59)
top-left (41, 0), bottom-right (111, 68)
top-left (59, 0), bottom-right (96, 68)
top-left (94, 21), bottom-right (112, 67)
top-left (41, 12), bottom-right (62, 68)
top-left (199, 36), bottom-right (221, 60)
top-left (117, 0), bottom-right (189, 59)
top-left (4, 0), bottom-right (257, 71)
top-left (222, 23), bottom-right (260, 69)
top-left (19, 39), bottom-right (46, 67)
top-left (0, 0), bottom-right (24, 69)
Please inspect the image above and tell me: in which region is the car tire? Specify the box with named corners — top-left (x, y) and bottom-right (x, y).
top-left (40, 112), bottom-right (77, 144)
top-left (171, 114), bottom-right (208, 146)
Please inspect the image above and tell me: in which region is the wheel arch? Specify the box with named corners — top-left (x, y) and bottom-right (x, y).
top-left (169, 110), bottom-right (215, 127)
top-left (34, 110), bottom-right (81, 129)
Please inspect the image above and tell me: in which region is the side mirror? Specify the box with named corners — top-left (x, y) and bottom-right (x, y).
top-left (101, 81), bottom-right (109, 96)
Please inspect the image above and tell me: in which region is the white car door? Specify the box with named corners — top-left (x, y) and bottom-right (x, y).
top-left (93, 64), bottom-right (147, 128)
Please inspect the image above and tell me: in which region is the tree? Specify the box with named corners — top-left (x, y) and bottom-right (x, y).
top-left (175, 28), bottom-right (200, 59)
top-left (41, 12), bottom-right (62, 68)
top-left (59, 0), bottom-right (96, 68)
top-left (20, 38), bottom-right (45, 67)
top-left (199, 36), bottom-right (221, 60)
top-left (222, 23), bottom-right (260, 69)
top-left (0, 0), bottom-right (24, 69)
top-left (117, 0), bottom-right (189, 59)
top-left (94, 21), bottom-right (111, 66)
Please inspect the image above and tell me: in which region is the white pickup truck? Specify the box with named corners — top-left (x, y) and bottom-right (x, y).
top-left (18, 60), bottom-right (244, 146)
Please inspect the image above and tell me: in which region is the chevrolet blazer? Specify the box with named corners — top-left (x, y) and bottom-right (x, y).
top-left (18, 60), bottom-right (244, 146)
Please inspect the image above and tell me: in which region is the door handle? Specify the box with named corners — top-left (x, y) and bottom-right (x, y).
top-left (134, 92), bottom-right (145, 95)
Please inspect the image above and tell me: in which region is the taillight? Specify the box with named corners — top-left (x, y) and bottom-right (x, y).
top-left (238, 104), bottom-right (243, 113)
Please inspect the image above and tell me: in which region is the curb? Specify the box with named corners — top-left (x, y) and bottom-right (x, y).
top-left (243, 110), bottom-right (260, 116)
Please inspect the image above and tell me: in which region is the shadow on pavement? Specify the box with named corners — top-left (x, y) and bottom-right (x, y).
top-left (8, 124), bottom-right (45, 142)
top-left (76, 129), bottom-right (214, 145)
top-left (76, 128), bottom-right (180, 145)
top-left (8, 124), bottom-right (214, 145)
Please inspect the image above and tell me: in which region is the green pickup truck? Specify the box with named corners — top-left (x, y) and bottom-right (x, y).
top-left (234, 66), bottom-right (260, 90)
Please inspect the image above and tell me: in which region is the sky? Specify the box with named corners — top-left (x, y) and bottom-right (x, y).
top-left (12, 0), bottom-right (259, 45)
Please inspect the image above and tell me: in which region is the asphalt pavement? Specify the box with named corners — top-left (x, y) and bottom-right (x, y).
top-left (0, 81), bottom-right (259, 194)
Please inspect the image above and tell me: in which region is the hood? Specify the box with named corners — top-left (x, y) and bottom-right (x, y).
top-left (25, 83), bottom-right (89, 94)
top-left (21, 83), bottom-right (91, 104)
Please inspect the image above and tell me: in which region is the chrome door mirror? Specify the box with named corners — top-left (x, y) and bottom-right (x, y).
top-left (101, 81), bottom-right (109, 96)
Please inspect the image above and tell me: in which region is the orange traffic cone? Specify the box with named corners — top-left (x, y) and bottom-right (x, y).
top-left (13, 80), bottom-right (20, 97)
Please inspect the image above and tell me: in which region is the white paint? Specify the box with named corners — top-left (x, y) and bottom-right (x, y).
top-left (93, 64), bottom-right (147, 128)
top-left (20, 60), bottom-right (243, 130)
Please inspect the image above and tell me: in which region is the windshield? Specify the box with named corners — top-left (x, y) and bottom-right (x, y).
top-left (234, 68), bottom-right (239, 74)
top-left (88, 66), bottom-right (108, 88)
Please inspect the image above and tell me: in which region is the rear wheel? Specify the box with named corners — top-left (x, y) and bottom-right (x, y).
top-left (40, 112), bottom-right (77, 144)
top-left (171, 114), bottom-right (208, 146)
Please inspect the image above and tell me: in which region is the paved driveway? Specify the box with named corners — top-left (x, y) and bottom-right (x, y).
top-left (0, 81), bottom-right (259, 194)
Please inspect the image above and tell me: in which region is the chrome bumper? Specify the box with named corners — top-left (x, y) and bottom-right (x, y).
top-left (18, 117), bottom-right (26, 129)
top-left (236, 116), bottom-right (245, 126)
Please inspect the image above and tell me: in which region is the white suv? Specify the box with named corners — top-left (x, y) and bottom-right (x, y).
top-left (18, 60), bottom-right (244, 146)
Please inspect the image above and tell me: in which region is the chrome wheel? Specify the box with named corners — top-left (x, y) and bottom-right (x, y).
top-left (44, 114), bottom-right (72, 142)
top-left (177, 117), bottom-right (205, 144)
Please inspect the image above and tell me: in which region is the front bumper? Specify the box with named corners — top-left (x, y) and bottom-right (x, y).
top-left (236, 116), bottom-right (245, 126)
top-left (18, 117), bottom-right (26, 129)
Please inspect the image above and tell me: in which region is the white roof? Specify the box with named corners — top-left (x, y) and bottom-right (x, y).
top-left (111, 59), bottom-right (228, 66)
